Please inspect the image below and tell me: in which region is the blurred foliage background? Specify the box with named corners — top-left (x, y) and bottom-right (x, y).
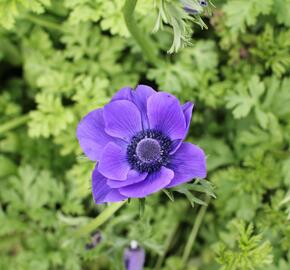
top-left (0, 0), bottom-right (290, 269)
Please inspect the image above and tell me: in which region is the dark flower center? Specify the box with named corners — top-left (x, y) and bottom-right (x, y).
top-left (127, 130), bottom-right (172, 173)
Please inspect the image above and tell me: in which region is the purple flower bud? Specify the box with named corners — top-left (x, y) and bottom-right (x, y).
top-left (85, 230), bottom-right (102, 250)
top-left (123, 240), bottom-right (145, 270)
top-left (180, 0), bottom-right (201, 15)
top-left (184, 6), bottom-right (200, 15)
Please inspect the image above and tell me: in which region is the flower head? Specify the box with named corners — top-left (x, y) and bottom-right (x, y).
top-left (76, 85), bottom-right (206, 204)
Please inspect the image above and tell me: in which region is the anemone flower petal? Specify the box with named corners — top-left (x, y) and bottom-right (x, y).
top-left (166, 142), bottom-right (206, 188)
top-left (119, 166), bottom-right (174, 197)
top-left (170, 101), bottom-right (194, 154)
top-left (92, 166), bottom-right (127, 204)
top-left (107, 170), bottom-right (148, 188)
top-left (111, 86), bottom-right (133, 101)
top-left (98, 142), bottom-right (131, 180)
top-left (76, 109), bottom-right (124, 161)
top-left (147, 92), bottom-right (186, 140)
top-left (111, 85), bottom-right (155, 129)
top-left (134, 85), bottom-right (155, 129)
top-left (104, 100), bottom-right (142, 142)
top-left (182, 101), bottom-right (194, 134)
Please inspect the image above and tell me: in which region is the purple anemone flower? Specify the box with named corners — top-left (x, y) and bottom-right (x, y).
top-left (76, 85), bottom-right (206, 204)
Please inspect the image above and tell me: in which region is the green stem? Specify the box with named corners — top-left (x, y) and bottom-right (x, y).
top-left (75, 201), bottom-right (126, 238)
top-left (23, 14), bottom-right (66, 32)
top-left (182, 196), bottom-right (211, 265)
top-left (123, 0), bottom-right (161, 66)
top-left (155, 222), bottom-right (179, 269)
top-left (0, 115), bottom-right (30, 135)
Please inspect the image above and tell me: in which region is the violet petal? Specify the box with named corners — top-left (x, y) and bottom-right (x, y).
top-left (166, 142), bottom-right (206, 188)
top-left (147, 92), bottom-right (186, 140)
top-left (98, 142), bottom-right (131, 181)
top-left (119, 166), bottom-right (174, 198)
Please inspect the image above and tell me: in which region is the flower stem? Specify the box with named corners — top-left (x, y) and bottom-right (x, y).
top-left (75, 201), bottom-right (126, 238)
top-left (182, 196), bottom-right (211, 265)
top-left (123, 0), bottom-right (161, 67)
top-left (0, 115), bottom-right (30, 135)
top-left (155, 221), bottom-right (179, 269)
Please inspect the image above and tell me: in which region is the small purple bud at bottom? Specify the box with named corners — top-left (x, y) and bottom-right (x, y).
top-left (123, 241), bottom-right (145, 270)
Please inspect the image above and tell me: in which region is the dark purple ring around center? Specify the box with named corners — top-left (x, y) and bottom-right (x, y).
top-left (127, 129), bottom-right (172, 173)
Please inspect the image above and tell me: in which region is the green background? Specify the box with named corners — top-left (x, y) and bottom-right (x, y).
top-left (0, 0), bottom-right (290, 269)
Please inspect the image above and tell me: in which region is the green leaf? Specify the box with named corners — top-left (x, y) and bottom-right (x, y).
top-left (273, 0), bottom-right (290, 27)
top-left (216, 220), bottom-right (273, 270)
top-left (0, 0), bottom-right (51, 29)
top-left (224, 0), bottom-right (273, 33)
top-left (226, 75), bottom-right (265, 119)
top-left (28, 93), bottom-right (74, 138)
top-left (171, 180), bottom-right (214, 207)
top-left (0, 155), bottom-right (17, 177)
top-left (162, 189), bottom-right (175, 201)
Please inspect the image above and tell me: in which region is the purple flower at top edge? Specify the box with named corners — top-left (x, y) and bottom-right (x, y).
top-left (184, 6), bottom-right (200, 14)
top-left (180, 0), bottom-right (200, 14)
top-left (180, 0), bottom-right (208, 14)
top-left (76, 85), bottom-right (206, 204)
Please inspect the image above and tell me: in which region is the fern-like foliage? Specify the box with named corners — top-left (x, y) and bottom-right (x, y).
top-left (215, 220), bottom-right (273, 270)
top-left (0, 0), bottom-right (50, 29)
top-left (1, 0), bottom-right (290, 269)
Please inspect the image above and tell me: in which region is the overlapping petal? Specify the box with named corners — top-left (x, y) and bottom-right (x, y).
top-left (111, 85), bottom-right (155, 129)
top-left (170, 101), bottom-right (194, 154)
top-left (166, 142), bottom-right (206, 188)
top-left (98, 142), bottom-right (131, 180)
top-left (182, 101), bottom-right (194, 134)
top-left (119, 167), bottom-right (174, 198)
top-left (111, 86), bottom-right (133, 101)
top-left (147, 92), bottom-right (186, 140)
top-left (107, 170), bottom-right (148, 188)
top-left (104, 100), bottom-right (142, 141)
top-left (76, 109), bottom-right (121, 161)
top-left (92, 166), bottom-right (127, 204)
top-left (133, 85), bottom-right (155, 129)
